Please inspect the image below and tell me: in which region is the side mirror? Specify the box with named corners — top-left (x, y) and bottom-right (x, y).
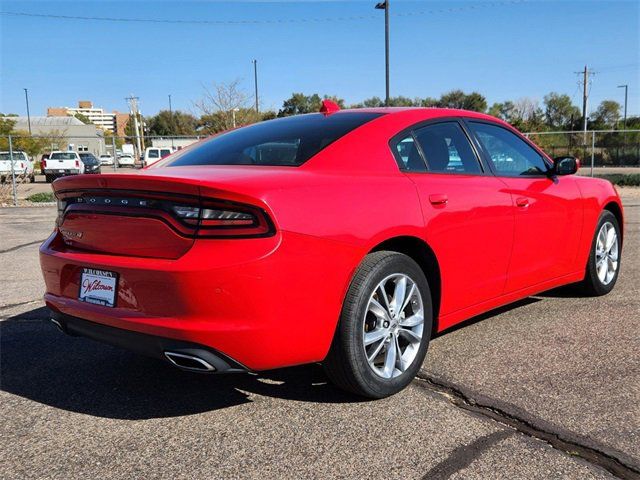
top-left (552, 156), bottom-right (579, 176)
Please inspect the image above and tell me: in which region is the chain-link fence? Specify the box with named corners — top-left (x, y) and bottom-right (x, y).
top-left (524, 130), bottom-right (640, 171)
top-left (1, 129), bottom-right (639, 205)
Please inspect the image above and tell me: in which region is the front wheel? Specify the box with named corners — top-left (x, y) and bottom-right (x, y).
top-left (323, 251), bottom-right (433, 398)
top-left (577, 210), bottom-right (621, 296)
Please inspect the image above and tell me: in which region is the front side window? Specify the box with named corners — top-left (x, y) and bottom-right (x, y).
top-left (413, 122), bottom-right (482, 174)
top-left (162, 112), bottom-right (383, 168)
top-left (469, 122), bottom-right (549, 176)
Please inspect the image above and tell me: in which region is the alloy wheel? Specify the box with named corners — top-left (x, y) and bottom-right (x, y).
top-left (362, 273), bottom-right (424, 379)
top-left (595, 221), bottom-right (619, 285)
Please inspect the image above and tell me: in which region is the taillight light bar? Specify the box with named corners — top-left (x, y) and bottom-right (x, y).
top-left (56, 191), bottom-right (275, 238)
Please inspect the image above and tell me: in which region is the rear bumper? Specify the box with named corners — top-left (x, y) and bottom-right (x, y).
top-left (44, 169), bottom-right (81, 175)
top-left (40, 229), bottom-right (362, 371)
top-left (50, 311), bottom-right (248, 373)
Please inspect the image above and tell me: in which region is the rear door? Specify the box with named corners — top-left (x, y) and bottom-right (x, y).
top-left (393, 120), bottom-right (514, 317)
top-left (466, 120), bottom-right (582, 292)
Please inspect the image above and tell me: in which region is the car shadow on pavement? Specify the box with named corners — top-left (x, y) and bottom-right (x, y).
top-left (0, 307), bottom-right (362, 420)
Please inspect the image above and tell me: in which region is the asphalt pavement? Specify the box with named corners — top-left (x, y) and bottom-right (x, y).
top-left (0, 191), bottom-right (638, 479)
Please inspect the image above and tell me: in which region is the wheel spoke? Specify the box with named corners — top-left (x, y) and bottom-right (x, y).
top-left (368, 298), bottom-right (389, 321)
top-left (367, 336), bottom-right (387, 362)
top-left (377, 284), bottom-right (392, 315)
top-left (390, 276), bottom-right (407, 317)
top-left (400, 313), bottom-right (423, 328)
top-left (394, 334), bottom-right (404, 372)
top-left (597, 258), bottom-right (608, 280)
top-left (364, 328), bottom-right (387, 346)
top-left (605, 228), bottom-right (616, 251)
top-left (399, 283), bottom-right (416, 315)
top-left (383, 335), bottom-right (397, 377)
top-left (398, 327), bottom-right (421, 344)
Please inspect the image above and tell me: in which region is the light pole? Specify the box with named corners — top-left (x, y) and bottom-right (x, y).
top-left (232, 108), bottom-right (240, 128)
top-left (23, 88), bottom-right (32, 135)
top-left (617, 85), bottom-right (628, 130)
top-left (252, 59), bottom-right (259, 113)
top-left (168, 94), bottom-right (174, 148)
top-left (375, 1), bottom-right (390, 106)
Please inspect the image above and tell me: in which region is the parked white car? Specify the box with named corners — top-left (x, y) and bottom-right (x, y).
top-left (0, 151), bottom-right (35, 183)
top-left (143, 147), bottom-right (173, 167)
top-left (99, 154), bottom-right (114, 166)
top-left (118, 154), bottom-right (135, 167)
top-left (42, 151), bottom-right (84, 183)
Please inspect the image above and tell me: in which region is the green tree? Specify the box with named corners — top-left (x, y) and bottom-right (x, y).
top-left (147, 110), bottom-right (198, 136)
top-left (278, 93), bottom-right (345, 117)
top-left (0, 117), bottom-right (17, 135)
top-left (438, 90), bottom-right (487, 112)
top-left (73, 112), bottom-right (92, 124)
top-left (590, 100), bottom-right (621, 129)
top-left (543, 93), bottom-right (580, 129)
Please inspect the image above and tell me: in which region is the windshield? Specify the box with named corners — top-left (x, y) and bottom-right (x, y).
top-left (162, 112), bottom-right (383, 168)
top-left (0, 152), bottom-right (27, 161)
top-left (50, 152), bottom-right (77, 160)
top-left (79, 154), bottom-right (98, 164)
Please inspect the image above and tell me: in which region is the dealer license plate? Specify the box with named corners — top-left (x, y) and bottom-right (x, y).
top-left (78, 268), bottom-right (118, 307)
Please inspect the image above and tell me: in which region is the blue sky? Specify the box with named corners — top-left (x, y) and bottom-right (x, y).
top-left (1, 0), bottom-right (638, 118)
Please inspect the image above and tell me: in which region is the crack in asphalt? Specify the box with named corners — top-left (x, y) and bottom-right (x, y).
top-left (0, 299), bottom-right (41, 312)
top-left (414, 373), bottom-right (640, 479)
top-left (0, 239), bottom-right (46, 254)
top-left (421, 430), bottom-right (514, 479)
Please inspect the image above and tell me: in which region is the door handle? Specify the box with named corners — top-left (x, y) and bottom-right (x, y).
top-left (429, 194), bottom-right (448, 205)
top-left (516, 197), bottom-right (529, 208)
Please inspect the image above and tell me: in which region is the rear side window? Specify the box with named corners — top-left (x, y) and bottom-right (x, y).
top-left (0, 152), bottom-right (27, 161)
top-left (413, 122), bottom-right (482, 174)
top-left (148, 150), bottom-right (160, 159)
top-left (469, 122), bottom-right (549, 176)
top-left (163, 112), bottom-right (383, 167)
top-left (393, 135), bottom-right (427, 172)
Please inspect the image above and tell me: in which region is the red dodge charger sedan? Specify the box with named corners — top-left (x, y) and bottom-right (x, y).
top-left (40, 106), bottom-right (623, 398)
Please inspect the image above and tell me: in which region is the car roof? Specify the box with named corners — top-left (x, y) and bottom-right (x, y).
top-left (340, 107), bottom-right (503, 123)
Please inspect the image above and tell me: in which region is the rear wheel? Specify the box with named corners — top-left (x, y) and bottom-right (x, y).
top-left (323, 251), bottom-right (433, 398)
top-left (577, 210), bottom-right (621, 296)
top-left (45, 174), bottom-right (53, 183)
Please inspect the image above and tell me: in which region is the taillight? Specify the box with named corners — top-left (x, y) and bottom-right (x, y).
top-left (75, 160), bottom-right (80, 168)
top-left (172, 199), bottom-right (273, 237)
top-left (42, 160), bottom-right (47, 168)
top-left (56, 192), bottom-right (274, 239)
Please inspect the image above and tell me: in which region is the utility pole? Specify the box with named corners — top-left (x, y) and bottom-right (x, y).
top-left (575, 65), bottom-right (595, 143)
top-left (617, 84), bottom-right (628, 130)
top-left (23, 88), bottom-right (32, 135)
top-left (375, 1), bottom-right (390, 106)
top-left (252, 59), bottom-right (259, 113)
top-left (126, 95), bottom-right (142, 160)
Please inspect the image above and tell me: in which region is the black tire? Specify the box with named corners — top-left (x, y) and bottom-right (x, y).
top-left (45, 174), bottom-right (53, 183)
top-left (323, 251), bottom-right (433, 399)
top-left (29, 174), bottom-right (35, 183)
top-left (577, 210), bottom-right (621, 296)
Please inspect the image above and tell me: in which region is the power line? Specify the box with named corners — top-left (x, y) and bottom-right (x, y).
top-left (0, 2), bottom-right (527, 26)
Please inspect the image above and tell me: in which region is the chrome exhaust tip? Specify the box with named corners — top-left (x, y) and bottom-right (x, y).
top-left (164, 351), bottom-right (216, 372)
top-left (50, 317), bottom-right (64, 332)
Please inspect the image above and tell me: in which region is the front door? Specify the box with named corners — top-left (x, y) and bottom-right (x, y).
top-left (466, 120), bottom-right (582, 293)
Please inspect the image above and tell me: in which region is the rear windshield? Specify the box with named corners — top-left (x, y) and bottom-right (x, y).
top-left (162, 112), bottom-right (383, 167)
top-left (148, 150), bottom-right (160, 158)
top-left (0, 152), bottom-right (27, 160)
top-left (50, 152), bottom-right (77, 160)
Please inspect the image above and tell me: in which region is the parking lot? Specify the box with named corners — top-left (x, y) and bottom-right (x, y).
top-left (0, 189), bottom-right (638, 479)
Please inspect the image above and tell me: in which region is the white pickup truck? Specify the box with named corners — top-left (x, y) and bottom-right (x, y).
top-left (0, 151), bottom-right (35, 183)
top-left (42, 151), bottom-right (85, 183)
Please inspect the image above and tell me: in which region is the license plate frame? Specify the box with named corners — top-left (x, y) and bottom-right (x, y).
top-left (78, 268), bottom-right (118, 307)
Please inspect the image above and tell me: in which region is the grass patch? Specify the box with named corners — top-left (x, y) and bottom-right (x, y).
top-left (593, 174), bottom-right (640, 187)
top-left (26, 192), bottom-right (55, 203)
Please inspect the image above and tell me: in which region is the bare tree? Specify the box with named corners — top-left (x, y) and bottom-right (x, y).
top-left (194, 80), bottom-right (260, 133)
